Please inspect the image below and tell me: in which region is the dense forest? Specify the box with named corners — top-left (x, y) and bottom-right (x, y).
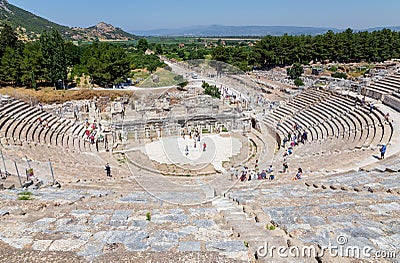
top-left (209, 29), bottom-right (400, 71)
top-left (0, 24), bottom-right (164, 88)
top-left (0, 24), bottom-right (399, 89)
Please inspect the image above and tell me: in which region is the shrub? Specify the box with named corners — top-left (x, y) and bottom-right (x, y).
top-left (18, 191), bottom-right (32, 196)
top-left (328, 65), bottom-right (338, 72)
top-left (202, 81), bottom-right (221, 99)
top-left (294, 78), bottom-right (304, 87)
top-left (331, 72), bottom-right (347, 79)
top-left (177, 81), bottom-right (189, 88)
top-left (18, 191), bottom-right (33, 200)
top-left (146, 212), bottom-right (151, 221)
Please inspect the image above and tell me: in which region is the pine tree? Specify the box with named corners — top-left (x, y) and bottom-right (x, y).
top-left (40, 29), bottom-right (67, 88)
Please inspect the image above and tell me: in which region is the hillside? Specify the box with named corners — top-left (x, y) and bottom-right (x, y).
top-left (71, 22), bottom-right (136, 41)
top-left (0, 0), bottom-right (136, 41)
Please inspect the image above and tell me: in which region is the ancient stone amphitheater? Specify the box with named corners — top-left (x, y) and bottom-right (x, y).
top-left (0, 71), bottom-right (399, 262)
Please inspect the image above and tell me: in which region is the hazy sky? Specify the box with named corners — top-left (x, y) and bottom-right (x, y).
top-left (8, 0), bottom-right (400, 31)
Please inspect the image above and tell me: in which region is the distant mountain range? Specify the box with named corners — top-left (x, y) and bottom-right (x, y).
top-left (132, 24), bottom-right (400, 37)
top-left (0, 0), bottom-right (136, 41)
top-left (1, 0), bottom-right (399, 40)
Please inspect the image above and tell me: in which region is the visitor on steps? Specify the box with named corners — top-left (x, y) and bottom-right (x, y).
top-left (302, 131), bottom-right (308, 143)
top-left (259, 170), bottom-right (266, 180)
top-left (230, 165), bottom-right (235, 181)
top-left (379, 144), bottom-right (387, 160)
top-left (269, 173), bottom-right (275, 180)
top-left (293, 168), bottom-right (303, 180)
top-left (185, 145), bottom-right (189, 156)
top-left (282, 137), bottom-right (287, 148)
top-left (369, 102), bottom-right (374, 114)
top-left (282, 161), bottom-right (289, 173)
top-left (384, 113), bottom-right (390, 124)
top-left (203, 142), bottom-right (207, 152)
top-left (254, 159), bottom-right (259, 173)
top-left (105, 163), bottom-right (111, 177)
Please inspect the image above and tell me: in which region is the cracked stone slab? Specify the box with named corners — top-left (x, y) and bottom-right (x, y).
top-left (179, 241), bottom-right (201, 252)
top-left (151, 214), bottom-right (188, 224)
top-left (193, 219), bottom-right (215, 228)
top-left (124, 241), bottom-right (150, 252)
top-left (48, 239), bottom-right (87, 252)
top-left (32, 240), bottom-right (53, 251)
top-left (0, 237), bottom-right (33, 249)
top-left (77, 242), bottom-right (104, 258)
top-left (206, 241), bottom-right (247, 252)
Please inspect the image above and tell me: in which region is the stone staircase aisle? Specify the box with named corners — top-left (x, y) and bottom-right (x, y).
top-left (212, 196), bottom-right (317, 262)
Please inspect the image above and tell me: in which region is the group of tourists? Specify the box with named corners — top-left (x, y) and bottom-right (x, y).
top-left (84, 118), bottom-right (107, 152)
top-left (229, 161), bottom-right (276, 182)
top-left (354, 96), bottom-right (390, 160)
top-left (280, 123), bottom-right (307, 181)
top-left (181, 127), bottom-right (206, 156)
top-left (37, 117), bottom-right (50, 129)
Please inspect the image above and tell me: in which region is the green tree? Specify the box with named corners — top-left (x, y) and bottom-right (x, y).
top-left (40, 29), bottom-right (67, 88)
top-left (82, 43), bottom-right (130, 86)
top-left (155, 44), bottom-right (163, 55)
top-left (137, 38), bottom-right (149, 52)
top-left (177, 49), bottom-right (185, 59)
top-left (147, 62), bottom-right (158, 73)
top-left (0, 46), bottom-right (22, 85)
top-left (20, 42), bottom-right (44, 88)
top-left (0, 23), bottom-right (19, 59)
top-left (212, 46), bottom-right (229, 62)
top-left (287, 63), bottom-right (304, 79)
top-left (64, 42), bottom-right (81, 67)
top-left (294, 78), bottom-right (304, 87)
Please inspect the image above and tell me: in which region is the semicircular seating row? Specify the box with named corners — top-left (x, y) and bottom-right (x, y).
top-left (264, 87), bottom-right (393, 156)
top-left (0, 99), bottom-right (98, 161)
top-left (362, 72), bottom-right (400, 100)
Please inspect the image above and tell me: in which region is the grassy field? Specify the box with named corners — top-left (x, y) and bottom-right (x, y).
top-left (139, 68), bottom-right (182, 88)
top-left (0, 87), bottom-right (133, 104)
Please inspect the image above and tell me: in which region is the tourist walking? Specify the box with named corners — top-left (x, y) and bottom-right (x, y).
top-left (379, 144), bottom-right (387, 160)
top-left (105, 163), bottom-right (111, 177)
top-left (185, 145), bottom-right (189, 156)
